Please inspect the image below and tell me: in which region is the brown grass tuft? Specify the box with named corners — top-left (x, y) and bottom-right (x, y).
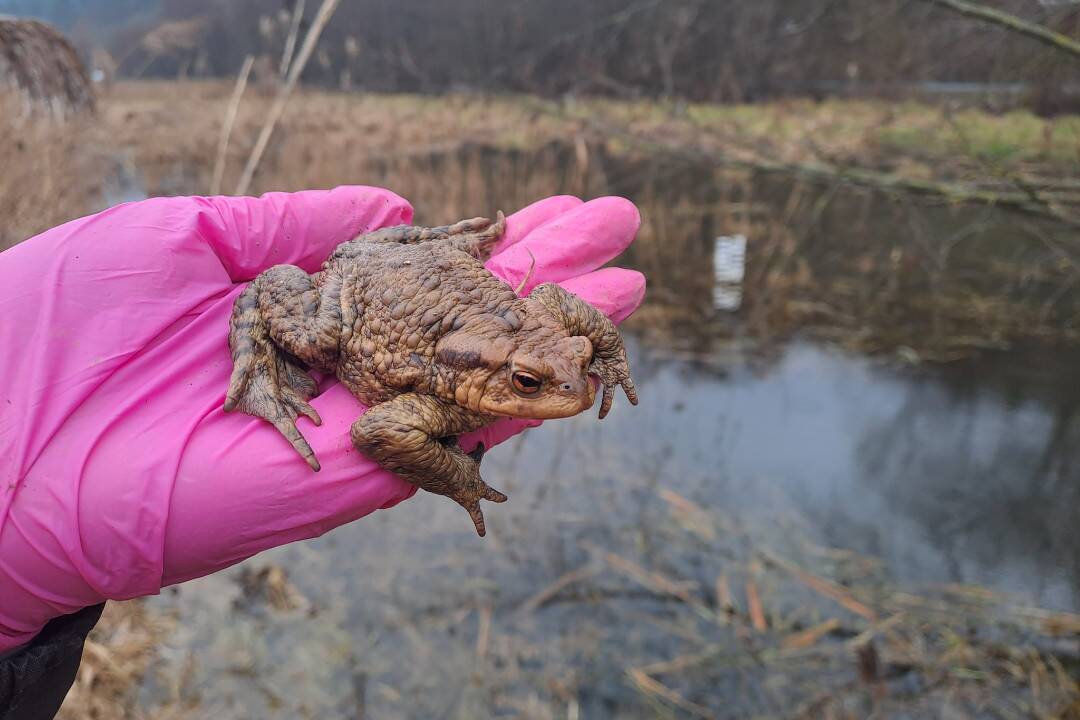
top-left (56, 601), bottom-right (178, 720)
top-left (0, 18), bottom-right (94, 117)
top-left (0, 92), bottom-right (107, 250)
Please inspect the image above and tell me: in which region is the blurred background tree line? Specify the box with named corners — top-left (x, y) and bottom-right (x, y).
top-left (3, 4), bottom-right (1080, 717)
top-left (4, 0), bottom-right (1080, 115)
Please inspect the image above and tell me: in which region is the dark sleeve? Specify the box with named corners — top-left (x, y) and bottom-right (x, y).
top-left (0, 603), bottom-right (105, 720)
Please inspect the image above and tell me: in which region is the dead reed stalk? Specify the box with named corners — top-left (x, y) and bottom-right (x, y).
top-left (210, 54), bottom-right (255, 195)
top-left (279, 0), bottom-right (306, 79)
top-left (234, 0), bottom-right (342, 195)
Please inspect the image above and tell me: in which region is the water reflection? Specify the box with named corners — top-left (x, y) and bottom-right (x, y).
top-left (372, 143), bottom-right (1078, 610)
top-left (136, 143), bottom-right (1079, 717)
top-left (378, 142), bottom-right (1080, 356)
top-left (143, 336), bottom-right (1079, 718)
top-left (712, 234), bottom-right (745, 311)
top-left (618, 338), bottom-right (1079, 611)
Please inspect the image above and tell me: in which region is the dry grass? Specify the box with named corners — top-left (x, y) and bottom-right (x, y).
top-left (97, 81), bottom-right (576, 197)
top-left (596, 489), bottom-right (1080, 719)
top-left (95, 81), bottom-right (1080, 200)
top-left (0, 18), bottom-right (94, 117)
top-left (0, 92), bottom-right (107, 250)
top-left (3, 78), bottom-right (1078, 221)
top-left (575, 95), bottom-right (1080, 179)
top-left (56, 601), bottom-right (182, 720)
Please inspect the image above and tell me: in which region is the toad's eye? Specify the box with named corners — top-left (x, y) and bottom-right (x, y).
top-left (512, 371), bottom-right (542, 395)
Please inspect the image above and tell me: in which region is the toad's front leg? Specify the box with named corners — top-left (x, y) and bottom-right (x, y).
top-left (351, 393), bottom-right (506, 536)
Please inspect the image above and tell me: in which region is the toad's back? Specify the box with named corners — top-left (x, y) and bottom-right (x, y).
top-left (330, 240), bottom-right (519, 404)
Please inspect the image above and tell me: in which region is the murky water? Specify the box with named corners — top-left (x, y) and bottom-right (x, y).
top-left (122, 146), bottom-right (1079, 717)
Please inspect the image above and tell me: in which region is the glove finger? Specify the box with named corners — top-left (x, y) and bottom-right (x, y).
top-left (557, 267), bottom-right (647, 325)
top-left (200, 186), bottom-right (414, 280)
top-left (486, 196), bottom-right (640, 295)
top-left (491, 195), bottom-right (583, 255)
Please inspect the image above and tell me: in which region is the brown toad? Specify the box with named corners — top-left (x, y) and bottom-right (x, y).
top-left (224, 214), bottom-right (637, 536)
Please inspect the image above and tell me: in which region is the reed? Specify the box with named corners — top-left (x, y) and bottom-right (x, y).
top-left (0, 18), bottom-right (94, 117)
top-left (0, 92), bottom-right (104, 250)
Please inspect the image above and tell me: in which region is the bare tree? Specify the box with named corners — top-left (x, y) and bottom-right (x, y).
top-left (105, 0), bottom-right (1080, 110)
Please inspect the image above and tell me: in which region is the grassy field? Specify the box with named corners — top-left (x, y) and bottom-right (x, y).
top-left (5, 79), bottom-right (1080, 249)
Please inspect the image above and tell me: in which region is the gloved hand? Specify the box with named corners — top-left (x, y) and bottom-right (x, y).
top-left (0, 187), bottom-right (645, 653)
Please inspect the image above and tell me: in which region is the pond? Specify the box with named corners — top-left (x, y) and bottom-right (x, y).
top-left (117, 144), bottom-right (1078, 718)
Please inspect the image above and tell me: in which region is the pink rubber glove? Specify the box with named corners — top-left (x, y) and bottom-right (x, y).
top-left (0, 187), bottom-right (645, 652)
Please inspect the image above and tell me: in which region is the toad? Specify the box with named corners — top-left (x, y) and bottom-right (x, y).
top-left (224, 213), bottom-right (637, 536)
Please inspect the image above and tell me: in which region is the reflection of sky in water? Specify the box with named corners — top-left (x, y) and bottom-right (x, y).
top-left (603, 339), bottom-right (1078, 611)
top-left (712, 234), bottom-right (745, 311)
top-left (712, 283), bottom-right (742, 311)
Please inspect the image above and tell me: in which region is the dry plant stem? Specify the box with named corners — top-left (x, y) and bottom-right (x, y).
top-left (746, 579), bottom-right (767, 631)
top-left (589, 545), bottom-right (723, 625)
top-left (234, 0), bottom-right (342, 196)
top-left (760, 549), bottom-right (878, 621)
top-left (626, 667), bottom-right (716, 719)
top-left (782, 618), bottom-right (842, 650)
top-left (210, 54), bottom-right (254, 195)
top-left (279, 0), bottom-right (306, 79)
top-left (474, 603), bottom-right (492, 659)
top-left (517, 564), bottom-right (600, 615)
top-left (915, 0), bottom-right (1080, 61)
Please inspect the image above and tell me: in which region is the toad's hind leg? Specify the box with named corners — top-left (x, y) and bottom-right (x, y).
top-left (225, 265), bottom-right (342, 471)
top-left (351, 394), bottom-right (506, 536)
top-left (328, 212), bottom-right (506, 264)
top-left (441, 210), bottom-right (506, 261)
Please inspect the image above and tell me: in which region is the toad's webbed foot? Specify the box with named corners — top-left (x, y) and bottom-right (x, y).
top-left (351, 393), bottom-right (505, 536)
top-left (225, 266), bottom-right (342, 471)
top-left (225, 345), bottom-right (322, 470)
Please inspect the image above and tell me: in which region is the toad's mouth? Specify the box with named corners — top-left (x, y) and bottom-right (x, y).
top-left (477, 384), bottom-right (597, 420)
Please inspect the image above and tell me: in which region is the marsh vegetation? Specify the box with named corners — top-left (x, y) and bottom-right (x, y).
top-left (0, 77), bottom-right (1069, 718)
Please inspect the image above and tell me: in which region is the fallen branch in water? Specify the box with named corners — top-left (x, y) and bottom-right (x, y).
top-left (626, 667), bottom-right (715, 719)
top-left (662, 136), bottom-right (1080, 226)
top-left (759, 549), bottom-right (879, 622)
